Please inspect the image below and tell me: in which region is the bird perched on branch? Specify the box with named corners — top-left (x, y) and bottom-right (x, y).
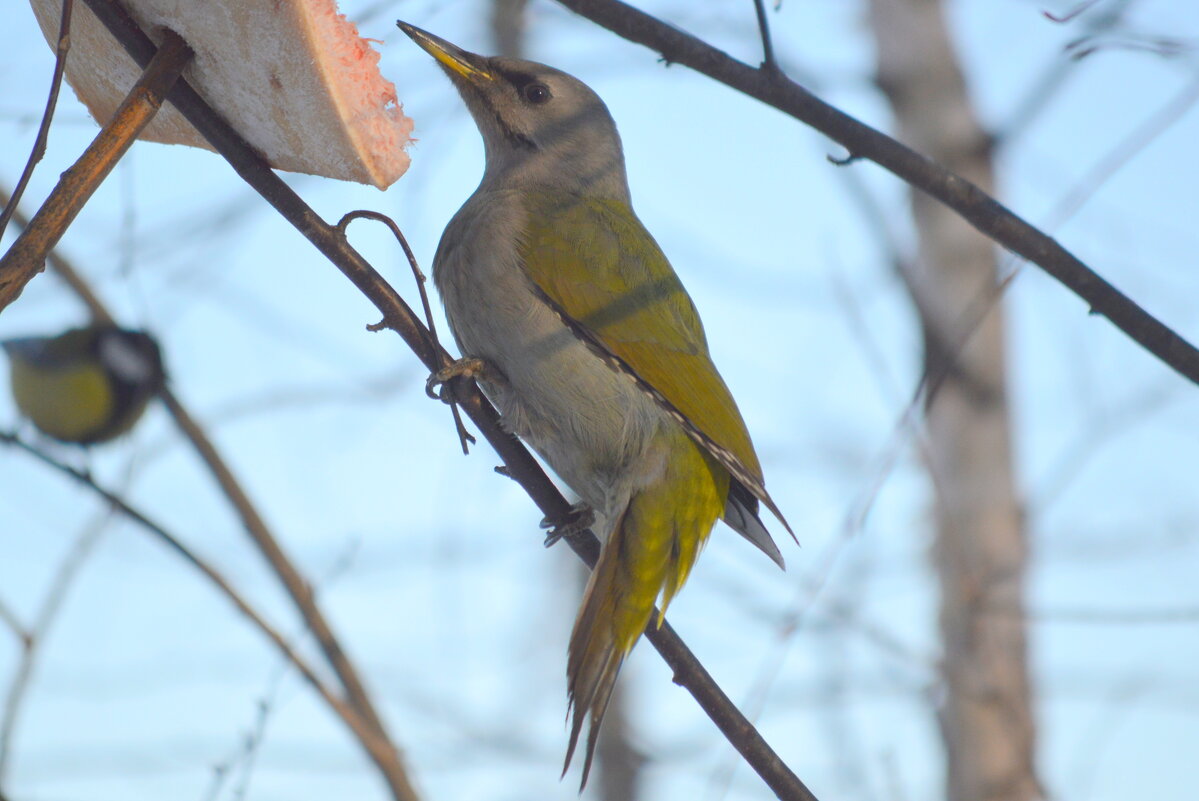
top-left (399, 22), bottom-right (792, 786)
top-left (3, 325), bottom-right (164, 445)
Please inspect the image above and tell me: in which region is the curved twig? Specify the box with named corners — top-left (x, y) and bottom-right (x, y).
top-left (337, 209), bottom-right (474, 453)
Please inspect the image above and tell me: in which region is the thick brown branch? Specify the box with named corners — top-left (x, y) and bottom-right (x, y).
top-left (0, 27), bottom-right (192, 312)
top-left (552, 0), bottom-right (1199, 386)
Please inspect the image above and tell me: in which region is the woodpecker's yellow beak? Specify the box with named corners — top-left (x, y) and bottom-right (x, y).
top-left (397, 21), bottom-right (493, 83)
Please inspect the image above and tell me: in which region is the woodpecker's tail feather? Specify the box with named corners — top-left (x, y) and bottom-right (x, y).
top-left (563, 437), bottom-right (727, 789)
top-left (563, 502), bottom-right (653, 790)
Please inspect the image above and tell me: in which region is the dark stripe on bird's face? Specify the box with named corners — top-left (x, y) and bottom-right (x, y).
top-left (447, 66), bottom-right (538, 151)
top-left (488, 65), bottom-right (542, 151)
top-left (492, 66), bottom-right (541, 93)
top-left (481, 110), bottom-right (536, 150)
top-left (497, 116), bottom-right (538, 150)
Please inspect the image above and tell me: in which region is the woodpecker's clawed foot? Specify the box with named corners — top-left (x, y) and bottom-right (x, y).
top-left (541, 503), bottom-right (595, 548)
top-left (426, 357), bottom-right (488, 403)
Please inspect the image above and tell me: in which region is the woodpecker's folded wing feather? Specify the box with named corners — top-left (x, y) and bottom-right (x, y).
top-left (518, 191), bottom-right (791, 535)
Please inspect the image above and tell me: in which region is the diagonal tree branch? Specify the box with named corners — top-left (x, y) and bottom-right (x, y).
top-left (551, 0), bottom-right (1199, 386)
top-left (0, 431), bottom-right (405, 796)
top-left (0, 181), bottom-right (420, 801)
top-left (0, 27), bottom-right (192, 312)
top-left (71, 2), bottom-right (817, 798)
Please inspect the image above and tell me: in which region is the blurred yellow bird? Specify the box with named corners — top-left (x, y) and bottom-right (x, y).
top-left (399, 22), bottom-right (792, 785)
top-left (3, 325), bottom-right (164, 445)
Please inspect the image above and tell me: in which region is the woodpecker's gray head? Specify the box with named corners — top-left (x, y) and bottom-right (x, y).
top-left (398, 22), bottom-right (630, 200)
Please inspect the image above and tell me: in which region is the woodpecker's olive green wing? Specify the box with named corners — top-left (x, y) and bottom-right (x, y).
top-left (518, 191), bottom-right (791, 535)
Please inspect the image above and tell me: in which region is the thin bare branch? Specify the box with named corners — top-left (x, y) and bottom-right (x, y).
top-left (1043, 67), bottom-right (1199, 230)
top-left (1001, 605), bottom-right (1199, 624)
top-left (1044, 0), bottom-right (1104, 24)
top-left (1027, 380), bottom-right (1177, 516)
top-left (0, 183), bottom-right (419, 799)
top-left (551, 0), bottom-right (1199, 386)
top-left (0, 601), bottom-right (23, 643)
top-left (752, 0), bottom-right (778, 72)
top-left (0, 429), bottom-right (404, 797)
top-left (204, 690), bottom-right (277, 801)
top-left (161, 408), bottom-right (390, 745)
top-left (996, 0), bottom-right (1135, 146)
top-left (0, 520), bottom-right (103, 780)
top-left (206, 540), bottom-right (366, 801)
top-left (1064, 31), bottom-right (1192, 60)
top-left (0, 0), bottom-right (74, 240)
top-left (155, 389), bottom-right (419, 801)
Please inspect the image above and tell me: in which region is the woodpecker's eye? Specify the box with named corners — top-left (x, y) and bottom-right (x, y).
top-left (523, 82), bottom-right (551, 104)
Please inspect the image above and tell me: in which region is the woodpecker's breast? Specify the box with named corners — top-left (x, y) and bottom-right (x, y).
top-left (433, 189), bottom-right (667, 515)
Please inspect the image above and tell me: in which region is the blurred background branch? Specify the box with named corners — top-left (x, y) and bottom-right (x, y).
top-left (2, 1), bottom-right (1197, 800)
top-left (0, 429), bottom-right (413, 797)
top-left (552, 0), bottom-right (1199, 386)
top-left (0, 182), bottom-right (421, 801)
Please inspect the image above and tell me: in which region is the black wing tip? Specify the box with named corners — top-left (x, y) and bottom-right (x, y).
top-left (750, 518), bottom-right (787, 568)
top-left (727, 481), bottom-right (795, 566)
top-left (762, 495), bottom-right (798, 545)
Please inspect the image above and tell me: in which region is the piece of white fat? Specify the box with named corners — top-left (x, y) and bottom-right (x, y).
top-left (29, 0), bottom-right (414, 188)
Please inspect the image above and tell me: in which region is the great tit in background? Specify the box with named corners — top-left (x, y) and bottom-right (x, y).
top-left (2, 326), bottom-right (165, 445)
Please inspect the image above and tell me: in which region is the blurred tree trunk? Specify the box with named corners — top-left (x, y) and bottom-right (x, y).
top-left (491, 0), bottom-right (528, 58)
top-left (595, 679), bottom-right (644, 801)
top-left (867, 2), bottom-right (1043, 800)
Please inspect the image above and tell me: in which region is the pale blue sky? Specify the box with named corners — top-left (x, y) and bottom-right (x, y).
top-left (1, 2), bottom-right (1198, 800)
